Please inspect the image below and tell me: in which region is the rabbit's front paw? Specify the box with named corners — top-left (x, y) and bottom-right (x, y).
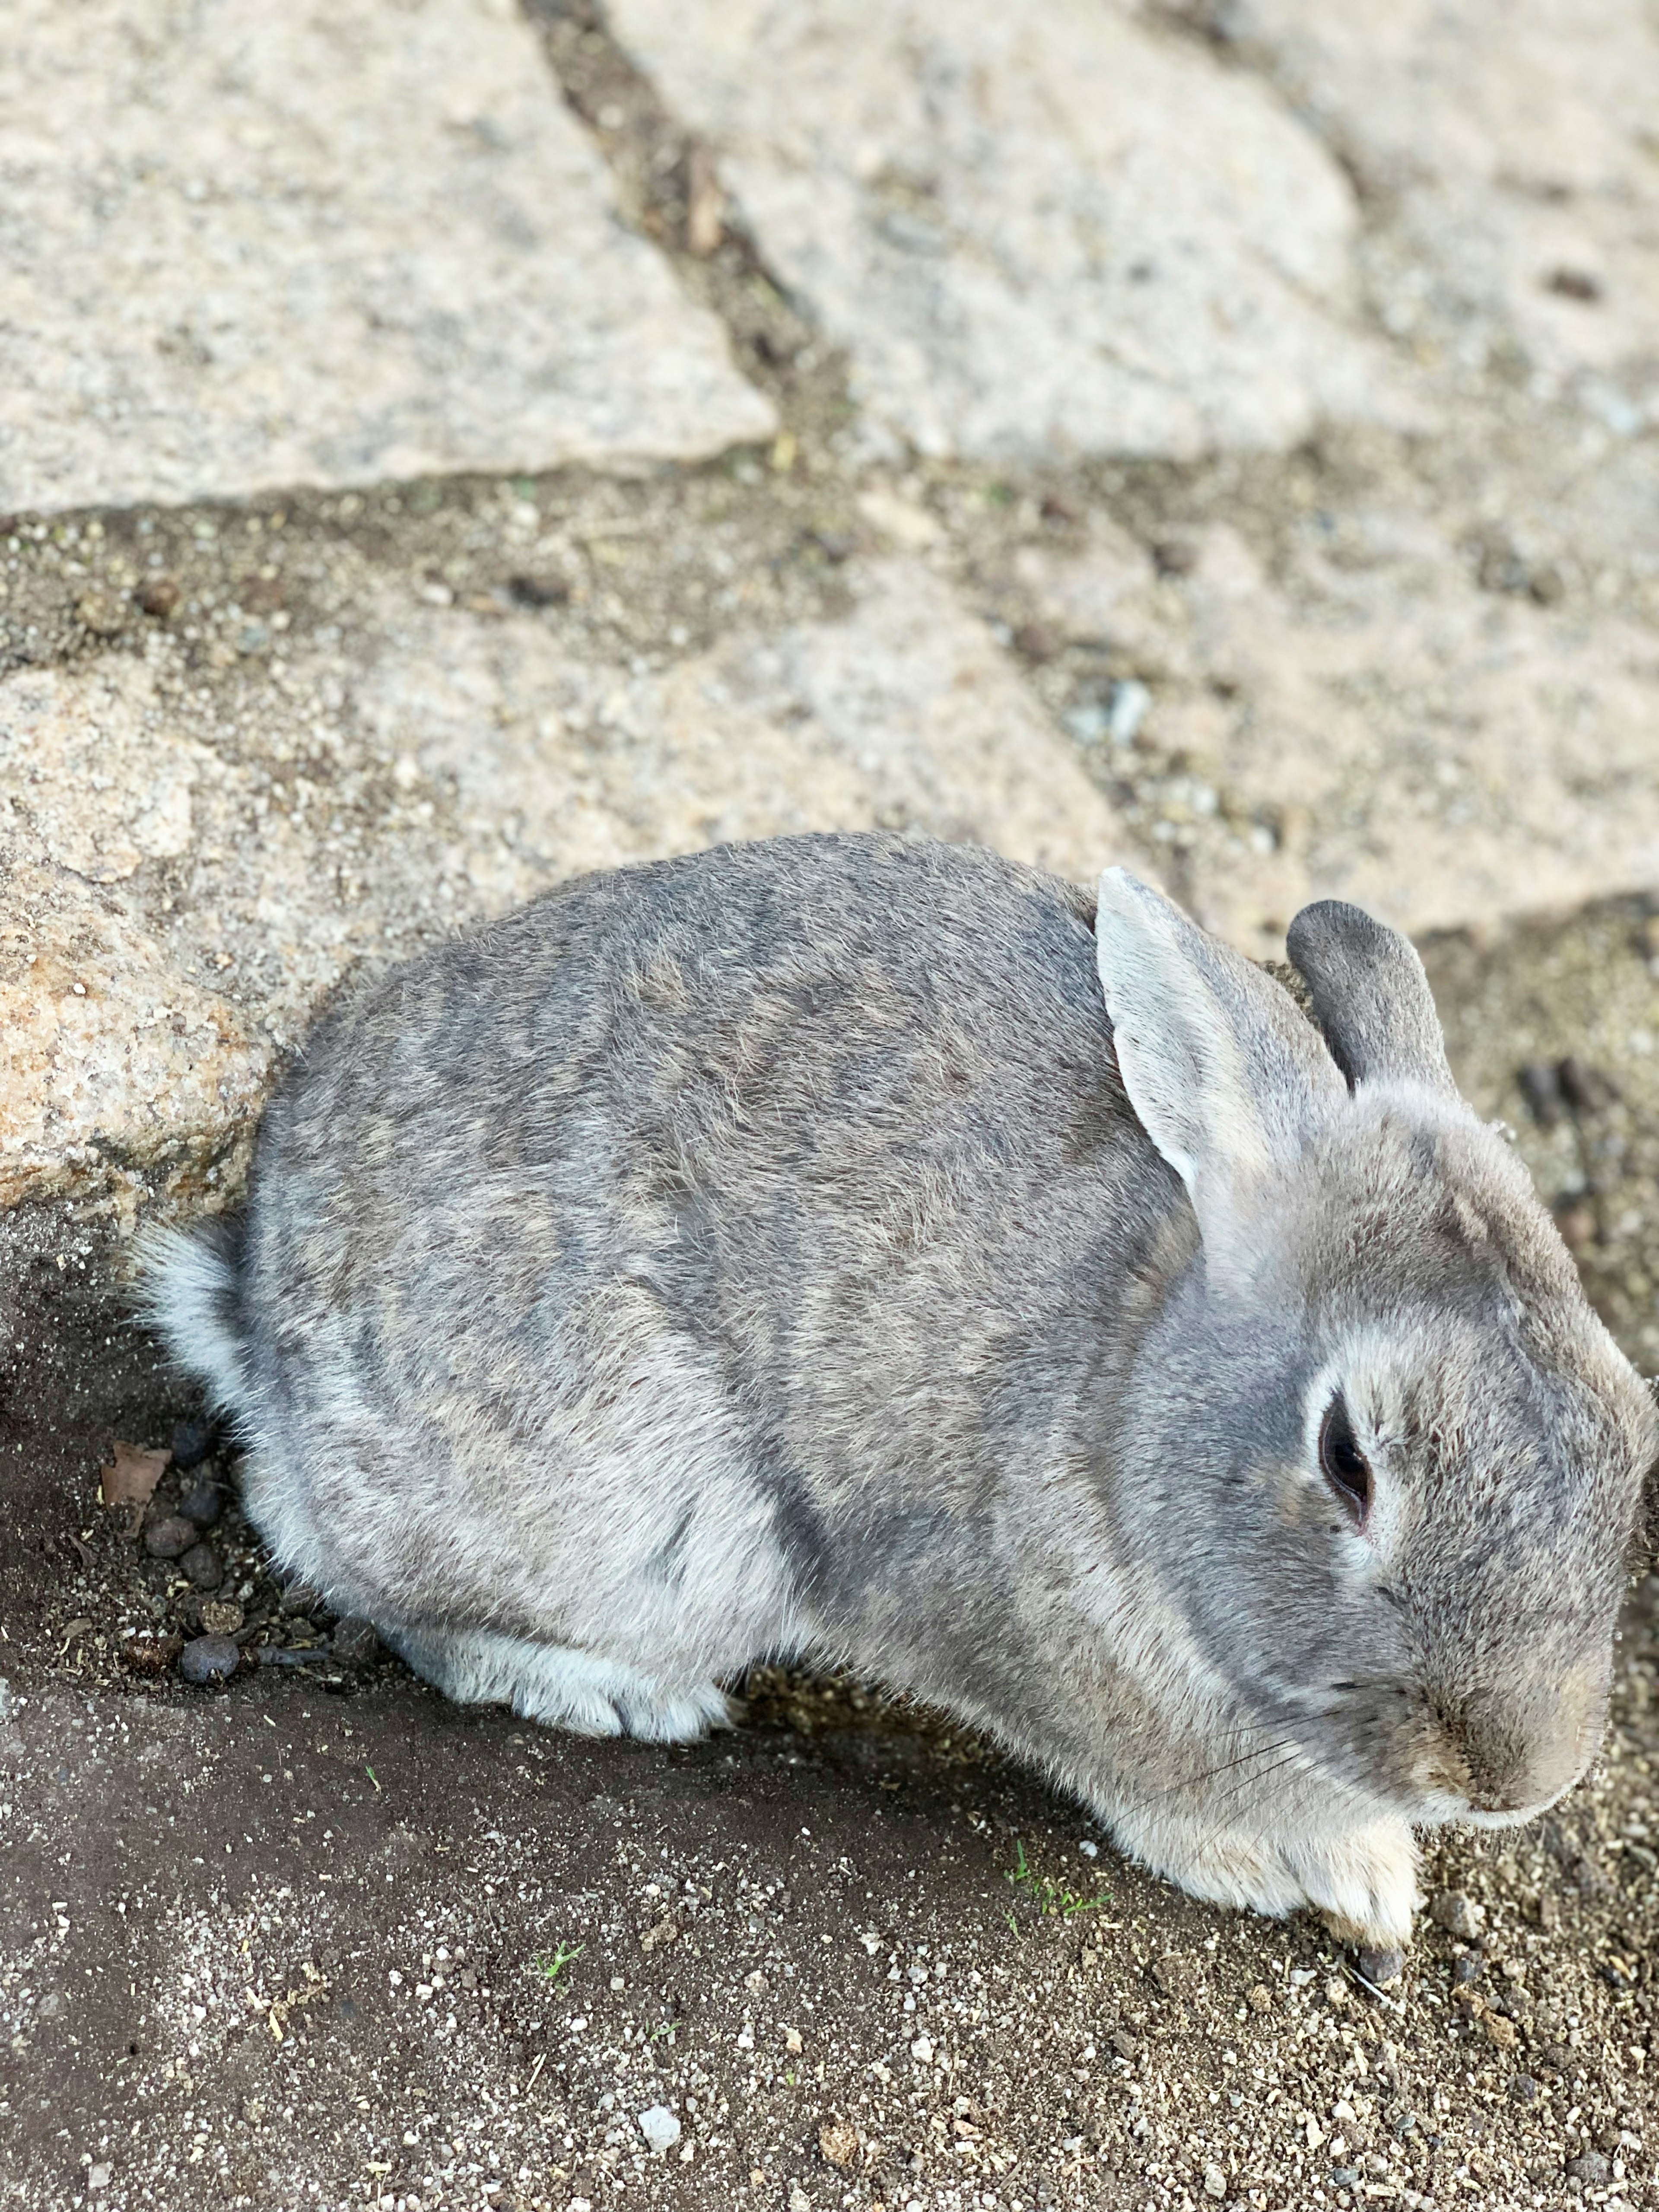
top-left (1109, 1801), bottom-right (1420, 1949)
top-left (1283, 1815), bottom-right (1421, 1951)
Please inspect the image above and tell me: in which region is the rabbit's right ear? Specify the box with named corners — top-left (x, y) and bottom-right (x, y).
top-left (1284, 899), bottom-right (1457, 1098)
top-left (1095, 870), bottom-right (1345, 1262)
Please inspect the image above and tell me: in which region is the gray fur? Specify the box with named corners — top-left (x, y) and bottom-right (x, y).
top-left (1286, 897), bottom-right (1456, 1096)
top-left (142, 833), bottom-right (1656, 1946)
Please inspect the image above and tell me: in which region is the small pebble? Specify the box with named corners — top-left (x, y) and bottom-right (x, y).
top-left (180, 1542), bottom-right (222, 1589)
top-left (137, 576), bottom-right (181, 619)
top-left (143, 1515), bottom-right (197, 1560)
top-left (636, 2105), bottom-right (680, 2155)
top-left (1012, 621), bottom-right (1059, 664)
top-left (177, 1479), bottom-right (223, 1529)
top-left (1508, 2073), bottom-right (1538, 2103)
top-left (1557, 1055), bottom-right (1619, 1114)
top-left (1516, 1062), bottom-right (1565, 1129)
top-left (1554, 1200), bottom-right (1599, 1253)
top-left (1451, 1952), bottom-right (1484, 1985)
top-left (1356, 1946), bottom-right (1403, 1988)
top-left (74, 590), bottom-right (126, 636)
top-left (331, 1618), bottom-right (381, 1665)
top-left (1430, 1890), bottom-right (1485, 1941)
top-left (169, 1419), bottom-right (214, 1470)
top-left (1565, 2150), bottom-right (1611, 2186)
top-left (179, 1634), bottom-right (239, 1685)
top-left (818, 2119), bottom-right (858, 2169)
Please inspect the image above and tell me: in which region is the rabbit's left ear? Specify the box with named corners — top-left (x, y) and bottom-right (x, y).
top-left (1094, 870), bottom-right (1345, 1257)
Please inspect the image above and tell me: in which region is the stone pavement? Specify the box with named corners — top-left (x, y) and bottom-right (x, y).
top-left (3, 0), bottom-right (1658, 1214)
top-left (0, 0), bottom-right (774, 513)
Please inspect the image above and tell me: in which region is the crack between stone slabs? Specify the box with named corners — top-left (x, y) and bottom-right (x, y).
top-left (519, 0), bottom-right (860, 458)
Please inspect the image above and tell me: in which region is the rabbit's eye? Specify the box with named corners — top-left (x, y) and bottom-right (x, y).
top-left (1319, 1397), bottom-right (1373, 1524)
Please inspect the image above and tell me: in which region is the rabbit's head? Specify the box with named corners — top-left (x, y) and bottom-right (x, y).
top-left (1096, 872), bottom-right (1656, 1829)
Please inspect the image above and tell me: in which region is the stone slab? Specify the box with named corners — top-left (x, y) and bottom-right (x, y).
top-left (0, 560), bottom-right (1127, 1211)
top-left (0, 0), bottom-right (775, 515)
top-left (1234, 0), bottom-right (1659, 421)
top-left (608, 0), bottom-right (1407, 464)
top-left (1011, 515), bottom-right (1659, 950)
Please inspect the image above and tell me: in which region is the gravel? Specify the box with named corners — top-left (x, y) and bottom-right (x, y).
top-left (178, 1542), bottom-right (222, 1590)
top-left (177, 1633), bottom-right (241, 1684)
top-left (141, 1514), bottom-right (197, 1560)
top-left (636, 2104), bottom-right (682, 2154)
top-left (1431, 1890), bottom-right (1487, 1942)
top-left (176, 1479), bottom-right (223, 1529)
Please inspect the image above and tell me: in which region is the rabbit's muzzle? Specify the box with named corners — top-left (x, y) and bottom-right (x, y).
top-left (1399, 1667), bottom-right (1606, 1826)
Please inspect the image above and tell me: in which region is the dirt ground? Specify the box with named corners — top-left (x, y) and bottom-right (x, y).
top-left (2, 899), bottom-right (1657, 2212)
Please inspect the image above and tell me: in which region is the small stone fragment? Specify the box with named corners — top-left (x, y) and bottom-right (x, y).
top-left (121, 1633), bottom-right (183, 1677)
top-left (137, 577), bottom-right (181, 619)
top-left (1431, 1890), bottom-right (1485, 1941)
top-left (1451, 1953), bottom-right (1484, 1985)
top-left (1557, 1056), bottom-right (1619, 1114)
top-left (1565, 2150), bottom-right (1611, 2186)
top-left (1356, 1946), bottom-right (1404, 1988)
top-left (1516, 1062), bottom-right (1565, 1128)
top-left (330, 1618), bottom-right (381, 1665)
top-left (143, 1514), bottom-right (197, 1560)
top-left (179, 1542), bottom-right (222, 1589)
top-left (818, 2118), bottom-right (859, 2169)
top-left (1509, 2073), bottom-right (1538, 2103)
top-left (169, 1418), bottom-right (213, 1470)
top-left (177, 1480), bottom-right (223, 1529)
top-left (505, 573), bottom-right (569, 610)
top-left (636, 2105), bottom-right (680, 2155)
top-left (1012, 622), bottom-right (1059, 664)
top-left (1109, 2025), bottom-right (1139, 2060)
top-left (1246, 1984), bottom-right (1273, 2014)
top-left (179, 1634), bottom-right (239, 1684)
top-left (1202, 2163), bottom-right (1227, 2199)
top-left (75, 591), bottom-right (127, 636)
top-left (1554, 1201), bottom-right (1598, 1252)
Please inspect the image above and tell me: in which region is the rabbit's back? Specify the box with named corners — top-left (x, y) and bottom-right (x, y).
top-left (226, 834), bottom-right (1175, 1672)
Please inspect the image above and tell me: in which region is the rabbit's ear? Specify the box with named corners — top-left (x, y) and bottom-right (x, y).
top-left (1095, 870), bottom-right (1345, 1251)
top-left (1285, 899), bottom-right (1456, 1097)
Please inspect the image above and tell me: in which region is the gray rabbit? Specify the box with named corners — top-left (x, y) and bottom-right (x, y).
top-left (143, 833), bottom-right (1655, 1951)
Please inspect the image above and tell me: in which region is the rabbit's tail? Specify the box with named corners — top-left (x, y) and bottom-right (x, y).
top-left (133, 1216), bottom-right (251, 1419)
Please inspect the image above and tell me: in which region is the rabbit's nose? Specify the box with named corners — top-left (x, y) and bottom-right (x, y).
top-left (1456, 1668), bottom-right (1603, 1820)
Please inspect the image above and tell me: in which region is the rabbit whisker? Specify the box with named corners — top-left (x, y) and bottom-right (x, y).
top-left (1145, 1733), bottom-right (1303, 1804)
